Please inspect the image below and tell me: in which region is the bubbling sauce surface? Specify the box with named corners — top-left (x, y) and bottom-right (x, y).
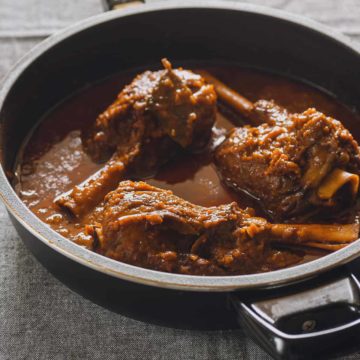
top-left (15, 66), bottom-right (360, 259)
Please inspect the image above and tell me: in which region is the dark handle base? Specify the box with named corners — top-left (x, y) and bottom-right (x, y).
top-left (230, 268), bottom-right (360, 359)
top-left (103, 0), bottom-right (145, 11)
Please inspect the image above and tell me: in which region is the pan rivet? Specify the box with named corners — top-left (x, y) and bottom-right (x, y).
top-left (302, 320), bottom-right (316, 332)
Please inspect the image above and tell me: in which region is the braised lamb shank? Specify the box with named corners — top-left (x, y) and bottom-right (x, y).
top-left (202, 72), bottom-right (360, 221)
top-left (87, 181), bottom-right (358, 275)
top-left (215, 101), bottom-right (360, 220)
top-left (55, 59), bottom-right (217, 217)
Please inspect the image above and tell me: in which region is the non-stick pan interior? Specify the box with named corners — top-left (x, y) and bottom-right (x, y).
top-left (1, 5), bottom-right (360, 296)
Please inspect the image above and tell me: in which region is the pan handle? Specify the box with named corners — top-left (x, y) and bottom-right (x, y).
top-left (230, 268), bottom-right (360, 359)
top-left (102, 0), bottom-right (145, 11)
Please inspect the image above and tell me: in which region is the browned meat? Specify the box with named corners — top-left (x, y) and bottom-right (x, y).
top-left (86, 181), bottom-right (295, 275)
top-left (55, 59), bottom-right (217, 217)
top-left (83, 58), bottom-right (217, 171)
top-left (86, 180), bottom-right (358, 275)
top-left (215, 100), bottom-right (360, 220)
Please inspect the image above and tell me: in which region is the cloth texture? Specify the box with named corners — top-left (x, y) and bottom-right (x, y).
top-left (0, 0), bottom-right (360, 359)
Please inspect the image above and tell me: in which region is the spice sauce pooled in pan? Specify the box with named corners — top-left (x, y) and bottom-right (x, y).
top-left (15, 60), bottom-right (360, 275)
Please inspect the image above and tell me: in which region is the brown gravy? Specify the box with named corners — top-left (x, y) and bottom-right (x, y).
top-left (14, 66), bottom-right (360, 261)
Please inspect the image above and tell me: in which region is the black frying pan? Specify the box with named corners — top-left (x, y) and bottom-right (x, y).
top-left (1, 1), bottom-right (360, 358)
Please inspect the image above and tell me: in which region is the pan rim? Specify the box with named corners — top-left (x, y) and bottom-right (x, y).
top-left (1, 0), bottom-right (360, 292)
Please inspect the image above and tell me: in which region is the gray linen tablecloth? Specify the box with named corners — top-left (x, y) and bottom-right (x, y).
top-left (1, 1), bottom-right (360, 359)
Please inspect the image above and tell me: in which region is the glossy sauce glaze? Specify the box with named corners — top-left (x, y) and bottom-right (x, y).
top-left (14, 66), bottom-right (360, 264)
